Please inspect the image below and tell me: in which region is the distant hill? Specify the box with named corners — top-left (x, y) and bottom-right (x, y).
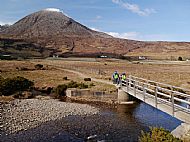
top-left (1, 8), bottom-right (190, 59)
top-left (0, 25), bottom-right (9, 32)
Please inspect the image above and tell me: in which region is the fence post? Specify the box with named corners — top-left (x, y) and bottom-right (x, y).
top-left (129, 75), bottom-right (132, 88)
top-left (171, 86), bottom-right (174, 116)
top-left (155, 86), bottom-right (158, 108)
top-left (127, 79), bottom-right (129, 92)
top-left (143, 83), bottom-right (146, 102)
top-left (134, 80), bottom-right (136, 96)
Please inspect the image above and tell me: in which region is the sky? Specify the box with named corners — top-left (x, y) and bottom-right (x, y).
top-left (0, 0), bottom-right (190, 41)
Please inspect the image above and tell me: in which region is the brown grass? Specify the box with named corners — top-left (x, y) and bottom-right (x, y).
top-left (32, 58), bottom-right (190, 89)
top-left (0, 60), bottom-right (117, 96)
top-left (0, 96), bottom-right (14, 102)
top-left (1, 58), bottom-right (190, 92)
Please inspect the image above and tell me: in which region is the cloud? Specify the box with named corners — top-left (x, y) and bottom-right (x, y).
top-left (106, 31), bottom-right (171, 41)
top-left (90, 27), bottom-right (140, 40)
top-left (112, 0), bottom-right (156, 16)
top-left (90, 27), bottom-right (101, 31)
top-left (44, 8), bottom-right (70, 17)
top-left (44, 8), bottom-right (63, 13)
top-left (95, 15), bottom-right (102, 20)
top-left (0, 21), bottom-right (13, 25)
top-left (85, 27), bottom-right (170, 41)
top-left (106, 31), bottom-right (140, 39)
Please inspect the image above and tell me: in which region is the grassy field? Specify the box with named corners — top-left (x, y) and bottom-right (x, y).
top-left (32, 58), bottom-right (190, 89)
top-left (1, 58), bottom-right (190, 139)
top-left (0, 59), bottom-right (116, 97)
top-left (1, 58), bottom-right (190, 93)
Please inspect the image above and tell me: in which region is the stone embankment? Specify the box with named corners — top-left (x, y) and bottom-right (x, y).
top-left (0, 98), bottom-right (99, 136)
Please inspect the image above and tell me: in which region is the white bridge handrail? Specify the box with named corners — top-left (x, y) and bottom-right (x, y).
top-left (121, 75), bottom-right (190, 117)
top-left (130, 75), bottom-right (190, 94)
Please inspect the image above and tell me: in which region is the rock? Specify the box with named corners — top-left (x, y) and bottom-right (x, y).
top-left (87, 134), bottom-right (97, 140)
top-left (1, 98), bottom-right (99, 136)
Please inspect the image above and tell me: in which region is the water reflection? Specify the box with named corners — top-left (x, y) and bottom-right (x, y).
top-left (2, 101), bottom-right (183, 142)
top-left (133, 102), bottom-right (182, 131)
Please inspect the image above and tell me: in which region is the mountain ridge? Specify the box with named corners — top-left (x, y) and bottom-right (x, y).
top-left (1, 9), bottom-right (190, 59)
top-left (1, 10), bottom-right (111, 39)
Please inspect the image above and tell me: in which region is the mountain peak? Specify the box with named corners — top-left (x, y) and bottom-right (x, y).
top-left (1, 9), bottom-right (112, 39)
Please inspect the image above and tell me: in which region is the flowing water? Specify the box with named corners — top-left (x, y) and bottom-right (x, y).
top-left (51, 101), bottom-right (182, 142)
top-left (3, 100), bottom-right (182, 142)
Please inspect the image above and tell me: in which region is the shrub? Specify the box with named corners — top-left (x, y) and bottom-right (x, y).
top-left (15, 67), bottom-right (30, 71)
top-left (20, 67), bottom-right (29, 71)
top-left (178, 56), bottom-right (183, 61)
top-left (139, 127), bottom-right (182, 142)
top-left (46, 87), bottom-right (53, 94)
top-left (39, 86), bottom-right (53, 94)
top-left (89, 83), bottom-right (95, 87)
top-left (77, 82), bottom-right (88, 89)
top-left (84, 78), bottom-right (91, 81)
top-left (67, 81), bottom-right (89, 89)
top-left (67, 81), bottom-right (78, 88)
top-left (54, 84), bottom-right (67, 96)
top-left (108, 77), bottom-right (111, 81)
top-left (63, 76), bottom-right (68, 80)
top-left (34, 64), bottom-right (43, 70)
top-left (0, 76), bottom-right (4, 81)
top-left (13, 91), bottom-right (34, 99)
top-left (0, 76), bottom-right (34, 96)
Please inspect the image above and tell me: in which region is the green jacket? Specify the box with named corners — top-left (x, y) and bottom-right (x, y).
top-left (122, 75), bottom-right (126, 80)
top-left (114, 73), bottom-right (119, 79)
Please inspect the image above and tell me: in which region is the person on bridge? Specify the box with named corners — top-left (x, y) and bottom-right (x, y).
top-left (112, 71), bottom-right (119, 84)
top-left (121, 73), bottom-right (127, 86)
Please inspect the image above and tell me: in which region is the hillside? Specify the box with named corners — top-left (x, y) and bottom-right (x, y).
top-left (1, 9), bottom-right (190, 59)
top-left (1, 9), bottom-right (111, 39)
top-left (0, 25), bottom-right (9, 32)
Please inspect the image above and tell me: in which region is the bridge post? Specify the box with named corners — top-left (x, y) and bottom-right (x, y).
top-left (143, 84), bottom-right (146, 102)
top-left (118, 88), bottom-right (132, 104)
top-left (155, 86), bottom-right (158, 108)
top-left (134, 81), bottom-right (136, 96)
top-left (171, 86), bottom-right (175, 116)
top-left (129, 75), bottom-right (132, 88)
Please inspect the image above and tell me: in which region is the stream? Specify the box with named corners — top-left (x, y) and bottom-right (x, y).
top-left (3, 100), bottom-right (181, 142)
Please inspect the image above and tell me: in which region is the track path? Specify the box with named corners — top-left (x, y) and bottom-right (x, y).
top-left (34, 61), bottom-right (114, 85)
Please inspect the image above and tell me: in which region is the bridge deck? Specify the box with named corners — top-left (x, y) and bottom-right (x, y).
top-left (121, 76), bottom-right (190, 124)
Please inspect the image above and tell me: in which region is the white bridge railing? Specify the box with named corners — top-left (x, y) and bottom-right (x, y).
top-left (122, 75), bottom-right (190, 117)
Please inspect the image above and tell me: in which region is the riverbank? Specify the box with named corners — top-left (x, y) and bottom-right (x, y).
top-left (0, 98), bottom-right (99, 139)
top-left (1, 59), bottom-right (190, 141)
top-left (1, 96), bottom-right (184, 142)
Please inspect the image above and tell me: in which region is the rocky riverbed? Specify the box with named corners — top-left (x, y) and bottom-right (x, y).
top-left (0, 98), bottom-right (99, 137)
top-left (1, 97), bottom-right (186, 142)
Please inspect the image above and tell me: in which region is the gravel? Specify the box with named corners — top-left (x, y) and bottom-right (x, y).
top-left (0, 99), bottom-right (99, 136)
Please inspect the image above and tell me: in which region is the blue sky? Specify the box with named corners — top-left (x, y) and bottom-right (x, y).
top-left (1, 0), bottom-right (190, 41)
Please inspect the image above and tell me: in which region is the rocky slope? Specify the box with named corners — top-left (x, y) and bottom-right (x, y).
top-left (0, 25), bottom-right (9, 32)
top-left (1, 9), bottom-right (111, 39)
top-left (1, 9), bottom-right (190, 59)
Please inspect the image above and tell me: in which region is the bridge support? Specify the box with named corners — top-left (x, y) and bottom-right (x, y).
top-left (172, 123), bottom-right (190, 140)
top-left (118, 88), bottom-right (134, 104)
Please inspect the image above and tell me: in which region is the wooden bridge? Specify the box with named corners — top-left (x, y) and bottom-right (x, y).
top-left (118, 76), bottom-right (190, 124)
